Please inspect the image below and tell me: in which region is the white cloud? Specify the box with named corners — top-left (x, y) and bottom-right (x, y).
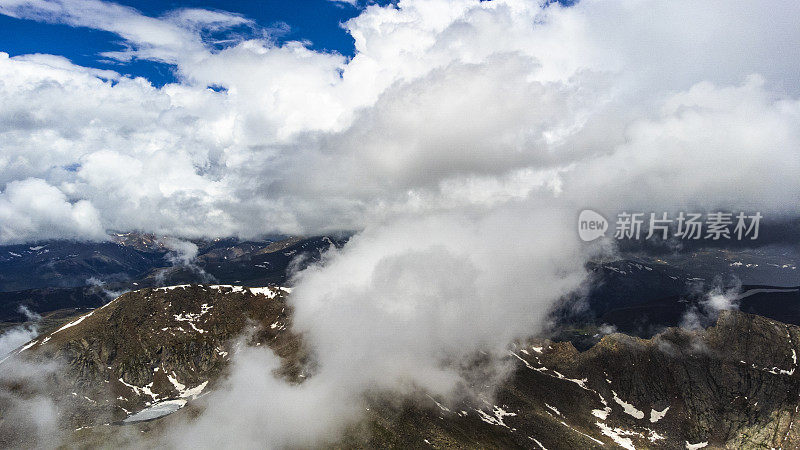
top-left (0, 326), bottom-right (38, 360)
top-left (0, 306), bottom-right (41, 360)
top-left (562, 75), bottom-right (800, 216)
top-left (0, 0), bottom-right (797, 244)
top-left (328, 0), bottom-right (360, 7)
top-left (174, 204), bottom-right (591, 447)
top-left (0, 0), bottom-right (257, 64)
top-left (0, 178), bottom-right (106, 243)
top-left (680, 282), bottom-right (741, 331)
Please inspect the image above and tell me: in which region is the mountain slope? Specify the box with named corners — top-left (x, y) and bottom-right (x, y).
top-left (3, 286), bottom-right (800, 448)
top-left (341, 309), bottom-right (800, 449)
top-left (0, 284), bottom-right (301, 445)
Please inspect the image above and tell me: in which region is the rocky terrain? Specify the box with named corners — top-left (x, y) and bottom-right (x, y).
top-left (0, 285), bottom-right (301, 447)
top-left (338, 309), bottom-right (800, 449)
top-left (2, 284), bottom-right (800, 448)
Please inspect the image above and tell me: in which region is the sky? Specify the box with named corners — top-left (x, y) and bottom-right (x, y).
top-left (1, 1), bottom-right (800, 447)
top-left (0, 1), bottom-right (573, 86)
top-left (0, 0), bottom-right (382, 85)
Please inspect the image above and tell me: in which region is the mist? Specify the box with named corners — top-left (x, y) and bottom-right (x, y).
top-left (0, 306), bottom-right (41, 360)
top-left (155, 237), bottom-right (217, 285)
top-left (171, 204), bottom-right (598, 447)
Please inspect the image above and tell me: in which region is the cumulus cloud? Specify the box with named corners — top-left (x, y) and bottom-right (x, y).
top-left (563, 76), bottom-right (800, 217)
top-left (0, 0), bottom-right (798, 243)
top-left (0, 178), bottom-right (106, 244)
top-left (85, 277), bottom-right (128, 300)
top-left (0, 0), bottom-right (260, 64)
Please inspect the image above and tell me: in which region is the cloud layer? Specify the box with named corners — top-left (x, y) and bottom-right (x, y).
top-left (0, 0), bottom-right (797, 243)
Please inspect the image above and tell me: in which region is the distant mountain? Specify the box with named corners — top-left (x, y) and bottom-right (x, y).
top-left (0, 238), bottom-right (168, 292)
top-left (2, 231), bottom-right (795, 329)
top-left (3, 285), bottom-right (800, 448)
top-left (0, 235), bottom-right (347, 329)
top-left (2, 238), bottom-right (797, 354)
top-left (0, 234), bottom-right (350, 293)
top-left (138, 235), bottom-right (347, 288)
top-left (551, 248), bottom-right (800, 346)
top-left (644, 246), bottom-right (799, 286)
top-left (0, 287), bottom-right (106, 324)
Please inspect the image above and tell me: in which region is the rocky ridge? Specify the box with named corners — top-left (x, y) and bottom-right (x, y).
top-left (2, 286), bottom-right (800, 449)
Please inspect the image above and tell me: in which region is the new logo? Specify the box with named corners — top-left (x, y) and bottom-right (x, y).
top-left (578, 209), bottom-right (608, 242)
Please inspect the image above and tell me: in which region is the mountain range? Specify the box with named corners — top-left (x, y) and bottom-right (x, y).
top-left (0, 236), bottom-right (799, 448)
top-left (3, 284), bottom-right (800, 448)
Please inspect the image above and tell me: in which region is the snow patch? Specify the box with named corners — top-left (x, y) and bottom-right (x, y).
top-left (426, 394), bottom-right (451, 413)
top-left (208, 284), bottom-right (244, 293)
top-left (123, 399), bottom-right (187, 423)
top-left (529, 437), bottom-right (547, 449)
top-left (118, 378), bottom-right (159, 402)
top-left (474, 405), bottom-right (516, 428)
top-left (52, 310), bottom-right (95, 335)
top-left (172, 304), bottom-right (212, 334)
top-left (544, 403), bottom-right (561, 416)
top-left (592, 407), bottom-right (611, 420)
top-left (559, 420), bottom-right (605, 445)
top-left (181, 381), bottom-right (208, 399)
top-left (17, 340), bottom-right (38, 353)
top-left (595, 422), bottom-right (636, 450)
top-left (155, 285), bottom-right (190, 291)
top-left (649, 406), bottom-right (669, 423)
top-left (612, 391), bottom-right (645, 419)
top-left (509, 351), bottom-right (536, 370)
top-left (645, 428), bottom-right (665, 442)
top-left (167, 372), bottom-right (186, 392)
top-left (249, 287), bottom-right (277, 298)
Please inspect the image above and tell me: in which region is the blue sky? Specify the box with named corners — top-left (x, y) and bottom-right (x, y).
top-left (0, 0), bottom-right (385, 86)
top-left (0, 0), bottom-right (580, 86)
